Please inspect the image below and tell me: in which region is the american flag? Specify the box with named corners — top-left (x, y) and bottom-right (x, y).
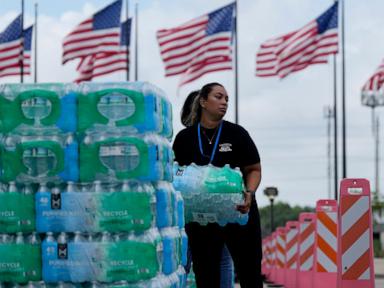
top-left (156, 3), bottom-right (235, 87)
top-left (75, 18), bottom-right (131, 82)
top-left (256, 2), bottom-right (338, 79)
top-left (362, 59), bottom-right (384, 92)
top-left (361, 59), bottom-right (384, 107)
top-left (62, 0), bottom-right (122, 64)
top-left (0, 15), bottom-right (33, 78)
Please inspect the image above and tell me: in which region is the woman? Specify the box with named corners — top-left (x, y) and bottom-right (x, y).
top-left (173, 83), bottom-right (263, 287)
top-left (181, 90), bottom-right (235, 288)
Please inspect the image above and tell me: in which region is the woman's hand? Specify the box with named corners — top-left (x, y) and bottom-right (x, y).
top-left (236, 191), bottom-right (253, 214)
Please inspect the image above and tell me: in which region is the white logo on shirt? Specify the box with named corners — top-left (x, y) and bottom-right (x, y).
top-left (219, 143), bottom-right (232, 152)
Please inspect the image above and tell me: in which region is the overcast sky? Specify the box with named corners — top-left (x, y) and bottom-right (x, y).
top-left (0, 0), bottom-right (383, 208)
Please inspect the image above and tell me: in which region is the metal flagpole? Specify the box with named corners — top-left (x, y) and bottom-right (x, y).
top-left (333, 53), bottom-right (338, 200)
top-left (34, 2), bottom-right (38, 83)
top-left (341, 0), bottom-right (347, 178)
top-left (20, 0), bottom-right (24, 83)
top-left (234, 0), bottom-right (238, 124)
top-left (324, 106), bottom-right (333, 200)
top-left (134, 1), bottom-right (138, 81)
top-left (126, 0), bottom-right (129, 81)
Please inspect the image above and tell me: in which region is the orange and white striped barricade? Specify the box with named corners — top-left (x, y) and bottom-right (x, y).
top-left (297, 212), bottom-right (316, 288)
top-left (337, 178), bottom-right (375, 288)
top-left (265, 235), bottom-right (274, 283)
top-left (270, 231), bottom-right (278, 283)
top-left (275, 227), bottom-right (286, 286)
top-left (285, 221), bottom-right (299, 288)
top-left (262, 238), bottom-right (268, 276)
top-left (314, 199), bottom-right (338, 288)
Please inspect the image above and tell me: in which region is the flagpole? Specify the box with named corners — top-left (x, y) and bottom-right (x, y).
top-left (341, 0), bottom-right (347, 179)
top-left (20, 0), bottom-right (24, 83)
top-left (234, 0), bottom-right (239, 124)
top-left (333, 54), bottom-right (338, 200)
top-left (134, 1), bottom-right (138, 81)
top-left (332, 0), bottom-right (339, 200)
top-left (34, 2), bottom-right (38, 83)
top-left (126, 0), bottom-right (129, 81)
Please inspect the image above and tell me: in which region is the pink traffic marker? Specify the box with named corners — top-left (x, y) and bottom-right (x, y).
top-left (270, 231), bottom-right (278, 283)
top-left (285, 221), bottom-right (299, 288)
top-left (265, 235), bottom-right (274, 282)
top-left (275, 227), bottom-right (286, 286)
top-left (297, 212), bottom-right (316, 288)
top-left (337, 179), bottom-right (375, 288)
top-left (314, 199), bottom-right (338, 288)
top-left (262, 238), bottom-right (268, 276)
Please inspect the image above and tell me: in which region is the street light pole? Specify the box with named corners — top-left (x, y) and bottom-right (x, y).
top-left (270, 198), bottom-right (274, 234)
top-left (264, 187), bottom-right (279, 234)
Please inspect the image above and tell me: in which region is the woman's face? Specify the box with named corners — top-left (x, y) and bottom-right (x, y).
top-left (200, 85), bottom-right (228, 119)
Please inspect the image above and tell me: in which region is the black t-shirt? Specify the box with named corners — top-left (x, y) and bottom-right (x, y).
top-left (173, 120), bottom-right (260, 169)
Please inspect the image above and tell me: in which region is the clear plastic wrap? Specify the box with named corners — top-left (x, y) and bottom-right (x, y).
top-left (173, 163), bottom-right (248, 226)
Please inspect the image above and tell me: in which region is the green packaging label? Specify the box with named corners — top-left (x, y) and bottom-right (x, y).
top-left (101, 241), bottom-right (160, 282)
top-left (204, 166), bottom-right (243, 194)
top-left (0, 193), bottom-right (35, 233)
top-left (0, 244), bottom-right (41, 283)
top-left (97, 192), bottom-right (154, 232)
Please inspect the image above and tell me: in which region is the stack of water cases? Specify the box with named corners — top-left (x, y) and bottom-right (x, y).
top-left (0, 82), bottom-right (187, 288)
top-left (0, 83), bottom-right (78, 288)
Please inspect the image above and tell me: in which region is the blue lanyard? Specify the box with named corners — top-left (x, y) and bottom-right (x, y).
top-left (197, 121), bottom-right (223, 164)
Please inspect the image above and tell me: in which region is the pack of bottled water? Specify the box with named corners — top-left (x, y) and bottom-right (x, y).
top-left (0, 182), bottom-right (35, 233)
top-left (0, 233), bottom-right (41, 283)
top-left (173, 163), bottom-right (248, 226)
top-left (77, 82), bottom-right (172, 139)
top-left (0, 83), bottom-right (77, 134)
top-left (36, 181), bottom-right (158, 233)
top-left (0, 82), bottom-right (186, 287)
top-left (0, 134), bottom-right (78, 183)
top-left (42, 229), bottom-right (162, 283)
top-left (79, 132), bottom-right (172, 183)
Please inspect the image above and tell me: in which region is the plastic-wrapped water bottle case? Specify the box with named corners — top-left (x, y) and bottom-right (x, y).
top-left (0, 82), bottom-right (186, 287)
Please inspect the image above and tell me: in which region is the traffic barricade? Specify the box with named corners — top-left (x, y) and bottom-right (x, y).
top-left (314, 199), bottom-right (338, 288)
top-left (275, 227), bottom-right (286, 286)
top-left (297, 212), bottom-right (316, 288)
top-left (285, 221), bottom-right (299, 288)
top-left (337, 178), bottom-right (375, 288)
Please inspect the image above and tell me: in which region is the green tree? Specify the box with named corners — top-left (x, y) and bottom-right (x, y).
top-left (259, 201), bottom-right (314, 237)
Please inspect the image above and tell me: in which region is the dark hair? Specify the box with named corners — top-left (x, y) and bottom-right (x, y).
top-left (181, 90), bottom-right (199, 127)
top-left (187, 82), bottom-right (224, 126)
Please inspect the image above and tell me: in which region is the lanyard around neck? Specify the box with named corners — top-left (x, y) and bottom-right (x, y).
top-left (198, 121), bottom-right (223, 164)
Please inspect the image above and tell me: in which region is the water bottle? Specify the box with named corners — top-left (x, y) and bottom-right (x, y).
top-left (160, 227), bottom-right (179, 275)
top-left (179, 229), bottom-right (188, 267)
top-left (175, 190), bottom-right (185, 229)
top-left (154, 182), bottom-right (173, 229)
top-left (27, 232), bottom-right (42, 279)
top-left (177, 265), bottom-right (187, 288)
